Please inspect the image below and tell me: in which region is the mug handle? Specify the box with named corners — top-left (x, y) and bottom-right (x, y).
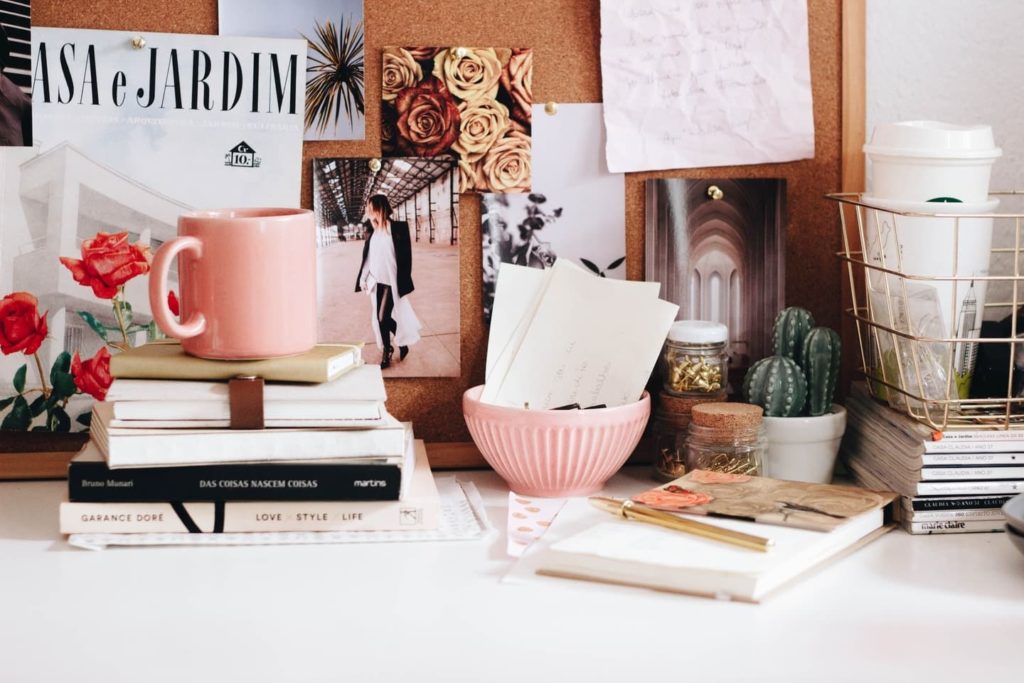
top-left (149, 236), bottom-right (206, 340)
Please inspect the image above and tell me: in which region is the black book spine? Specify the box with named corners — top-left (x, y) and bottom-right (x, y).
top-left (68, 461), bottom-right (401, 502)
top-left (910, 496), bottom-right (1013, 511)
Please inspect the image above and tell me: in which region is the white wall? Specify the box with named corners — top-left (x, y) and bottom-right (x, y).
top-left (866, 0), bottom-right (1024, 189)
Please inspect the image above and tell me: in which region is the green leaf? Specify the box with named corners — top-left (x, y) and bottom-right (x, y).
top-left (1, 396), bottom-right (31, 430)
top-left (76, 411), bottom-right (93, 427)
top-left (147, 320), bottom-right (166, 341)
top-left (77, 311), bottom-right (109, 341)
top-left (49, 406), bottom-right (71, 433)
top-left (50, 352), bottom-right (71, 385)
top-left (28, 394), bottom-right (47, 417)
top-left (12, 364), bottom-right (26, 394)
top-left (0, 395), bottom-right (14, 412)
top-left (52, 372), bottom-right (78, 400)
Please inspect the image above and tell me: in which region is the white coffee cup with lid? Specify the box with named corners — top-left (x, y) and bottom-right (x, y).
top-left (864, 121), bottom-right (1002, 203)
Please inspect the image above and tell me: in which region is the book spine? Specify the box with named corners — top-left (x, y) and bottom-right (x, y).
top-left (102, 425), bottom-right (406, 467)
top-left (905, 519), bottom-right (1006, 534)
top-left (60, 497), bottom-right (438, 534)
top-left (933, 430), bottom-right (1024, 442)
top-left (910, 496), bottom-right (1013, 511)
top-left (68, 461), bottom-right (401, 502)
top-left (922, 451), bottom-right (1024, 465)
top-left (916, 480), bottom-right (1024, 496)
top-left (920, 466), bottom-right (1024, 481)
top-left (902, 509), bottom-right (1006, 523)
top-left (923, 441), bottom-right (1024, 454)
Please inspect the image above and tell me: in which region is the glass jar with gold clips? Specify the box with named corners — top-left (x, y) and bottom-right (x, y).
top-left (662, 320), bottom-right (728, 397)
top-left (685, 402), bottom-right (766, 476)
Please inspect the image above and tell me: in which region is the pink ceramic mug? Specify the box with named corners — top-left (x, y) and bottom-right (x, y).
top-left (149, 208), bottom-right (317, 360)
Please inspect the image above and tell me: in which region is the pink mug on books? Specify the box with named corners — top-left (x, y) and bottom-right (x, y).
top-left (149, 208), bottom-right (317, 360)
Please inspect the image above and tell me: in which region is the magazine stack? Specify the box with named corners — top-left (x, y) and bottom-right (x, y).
top-left (59, 341), bottom-right (440, 536)
top-left (842, 383), bottom-right (1024, 534)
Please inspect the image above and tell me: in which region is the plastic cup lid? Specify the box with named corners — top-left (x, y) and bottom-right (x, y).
top-left (863, 120), bottom-right (1002, 160)
top-left (667, 320), bottom-right (728, 344)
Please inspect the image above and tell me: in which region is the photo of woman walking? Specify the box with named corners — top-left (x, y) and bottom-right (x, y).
top-left (355, 194), bottom-right (421, 368)
top-left (313, 156), bottom-right (460, 378)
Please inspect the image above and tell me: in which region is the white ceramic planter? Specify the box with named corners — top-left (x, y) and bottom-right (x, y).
top-left (762, 405), bottom-right (847, 484)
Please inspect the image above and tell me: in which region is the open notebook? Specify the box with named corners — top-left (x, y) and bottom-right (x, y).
top-left (513, 478), bottom-right (895, 603)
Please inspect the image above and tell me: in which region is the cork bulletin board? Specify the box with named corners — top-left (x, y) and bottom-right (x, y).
top-left (33, 0), bottom-right (845, 468)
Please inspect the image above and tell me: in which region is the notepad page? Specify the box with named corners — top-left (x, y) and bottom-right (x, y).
top-left (530, 499), bottom-right (884, 600)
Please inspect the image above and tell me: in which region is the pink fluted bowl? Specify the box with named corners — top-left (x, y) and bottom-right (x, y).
top-left (462, 385), bottom-right (651, 497)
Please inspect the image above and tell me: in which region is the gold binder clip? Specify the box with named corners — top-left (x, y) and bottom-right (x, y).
top-left (130, 36), bottom-right (146, 50)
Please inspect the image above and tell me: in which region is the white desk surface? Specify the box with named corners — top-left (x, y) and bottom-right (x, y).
top-left (2, 467), bottom-right (1023, 683)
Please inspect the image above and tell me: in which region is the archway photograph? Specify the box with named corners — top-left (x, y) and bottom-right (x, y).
top-left (644, 178), bottom-right (786, 385)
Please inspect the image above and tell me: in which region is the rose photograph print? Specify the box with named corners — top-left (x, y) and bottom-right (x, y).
top-left (313, 157), bottom-right (461, 378)
top-left (381, 47), bottom-right (532, 194)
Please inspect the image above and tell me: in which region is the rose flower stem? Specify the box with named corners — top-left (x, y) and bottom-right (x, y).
top-left (33, 352), bottom-right (50, 397)
top-left (112, 288), bottom-right (130, 345)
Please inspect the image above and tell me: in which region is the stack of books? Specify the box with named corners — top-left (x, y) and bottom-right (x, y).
top-left (59, 342), bottom-right (440, 535)
top-left (842, 383), bottom-right (1023, 534)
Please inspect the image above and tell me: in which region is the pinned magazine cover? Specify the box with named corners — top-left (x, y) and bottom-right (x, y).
top-left (0, 28), bottom-right (304, 434)
top-left (0, 0), bottom-right (31, 147)
top-left (219, 0), bottom-right (366, 141)
top-left (381, 46), bottom-right (532, 193)
top-left (313, 157), bottom-right (461, 377)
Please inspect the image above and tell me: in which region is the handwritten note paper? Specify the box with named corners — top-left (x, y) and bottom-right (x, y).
top-left (600, 0), bottom-right (815, 172)
top-left (484, 261), bottom-right (678, 409)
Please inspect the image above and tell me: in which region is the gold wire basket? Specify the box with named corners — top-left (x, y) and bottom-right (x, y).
top-left (831, 191), bottom-right (1024, 431)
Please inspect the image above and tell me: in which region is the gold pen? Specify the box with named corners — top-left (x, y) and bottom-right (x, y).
top-left (589, 496), bottom-right (774, 553)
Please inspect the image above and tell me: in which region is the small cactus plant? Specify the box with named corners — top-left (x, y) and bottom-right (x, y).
top-left (802, 327), bottom-right (842, 416)
top-left (772, 306), bottom-right (815, 365)
top-left (743, 355), bottom-right (808, 417)
top-left (746, 309), bottom-right (843, 418)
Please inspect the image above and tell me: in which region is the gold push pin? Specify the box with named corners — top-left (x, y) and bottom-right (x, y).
top-left (707, 185), bottom-right (724, 200)
top-left (130, 36), bottom-right (146, 50)
top-left (455, 47), bottom-right (468, 59)
top-left (368, 158), bottom-right (382, 172)
top-left (544, 101), bottom-right (559, 115)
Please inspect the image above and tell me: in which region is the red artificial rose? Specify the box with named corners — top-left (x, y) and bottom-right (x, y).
top-left (71, 347), bottom-right (112, 401)
top-left (60, 232), bottom-right (152, 299)
top-left (0, 292), bottom-right (48, 356)
top-left (394, 77), bottom-right (461, 157)
top-left (168, 290), bottom-right (180, 316)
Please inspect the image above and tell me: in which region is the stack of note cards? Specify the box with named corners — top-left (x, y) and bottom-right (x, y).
top-left (483, 261), bottom-right (678, 409)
